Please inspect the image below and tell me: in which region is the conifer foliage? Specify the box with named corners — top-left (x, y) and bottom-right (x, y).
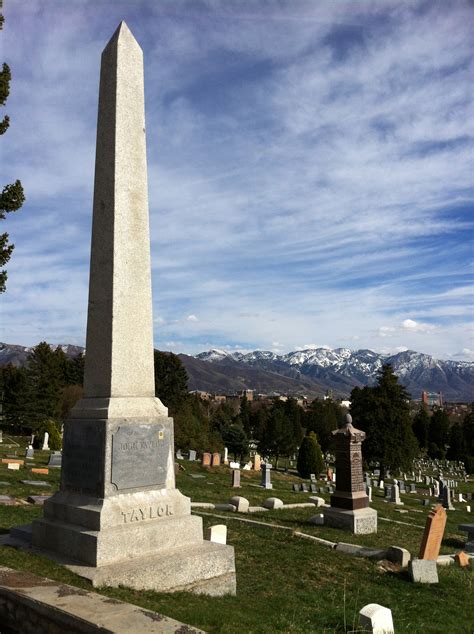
top-left (0, 9), bottom-right (25, 293)
top-left (297, 431), bottom-right (324, 478)
top-left (350, 364), bottom-right (418, 474)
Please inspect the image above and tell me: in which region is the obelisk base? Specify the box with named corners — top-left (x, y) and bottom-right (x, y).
top-left (66, 541), bottom-right (236, 596)
top-left (5, 527), bottom-right (236, 596)
top-left (323, 507), bottom-right (377, 535)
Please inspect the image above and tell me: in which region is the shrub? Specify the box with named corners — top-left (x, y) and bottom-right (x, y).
top-left (36, 419), bottom-right (62, 451)
top-left (297, 431), bottom-right (324, 479)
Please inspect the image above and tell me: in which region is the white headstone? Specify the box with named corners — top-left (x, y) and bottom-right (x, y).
top-left (229, 496), bottom-right (249, 513)
top-left (206, 524), bottom-right (227, 545)
top-left (359, 603), bottom-right (394, 633)
top-left (42, 432), bottom-right (49, 451)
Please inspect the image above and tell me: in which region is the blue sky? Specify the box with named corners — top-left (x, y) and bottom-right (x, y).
top-left (1, 0), bottom-right (473, 360)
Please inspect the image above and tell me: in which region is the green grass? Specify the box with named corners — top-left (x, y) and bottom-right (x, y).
top-left (0, 443), bottom-right (472, 633)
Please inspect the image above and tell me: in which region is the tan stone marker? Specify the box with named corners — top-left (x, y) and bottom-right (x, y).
top-left (211, 452), bottom-right (221, 467)
top-left (454, 552), bottom-right (469, 567)
top-left (202, 452), bottom-right (211, 467)
top-left (418, 504), bottom-right (447, 560)
top-left (31, 468), bottom-right (49, 475)
top-left (9, 21), bottom-right (236, 596)
top-left (2, 459), bottom-right (24, 465)
top-left (253, 454), bottom-right (261, 471)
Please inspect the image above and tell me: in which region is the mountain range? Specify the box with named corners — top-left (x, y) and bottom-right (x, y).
top-left (1, 342), bottom-right (473, 402)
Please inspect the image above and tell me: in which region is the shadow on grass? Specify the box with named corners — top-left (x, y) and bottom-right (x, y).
top-left (442, 536), bottom-right (464, 549)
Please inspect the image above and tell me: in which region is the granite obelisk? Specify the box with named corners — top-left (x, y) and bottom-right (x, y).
top-left (24, 22), bottom-right (236, 595)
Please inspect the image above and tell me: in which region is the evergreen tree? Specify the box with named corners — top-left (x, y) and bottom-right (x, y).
top-left (64, 352), bottom-right (85, 386)
top-left (0, 364), bottom-right (30, 428)
top-left (303, 399), bottom-right (340, 452)
top-left (462, 406), bottom-right (474, 457)
top-left (350, 364), bottom-right (418, 476)
top-left (297, 431), bottom-right (324, 478)
top-left (153, 350), bottom-right (188, 415)
top-left (446, 422), bottom-right (466, 461)
top-left (258, 403), bottom-right (286, 465)
top-left (413, 405), bottom-right (430, 450)
top-left (428, 409), bottom-right (450, 458)
top-left (239, 394), bottom-right (252, 436)
top-left (284, 397), bottom-right (304, 455)
top-left (210, 402), bottom-right (235, 437)
top-left (26, 342), bottom-right (65, 426)
top-left (222, 423), bottom-right (248, 461)
top-left (1, 10), bottom-right (26, 292)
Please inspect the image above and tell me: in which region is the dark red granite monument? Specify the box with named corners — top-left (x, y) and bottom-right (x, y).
top-left (323, 414), bottom-right (377, 534)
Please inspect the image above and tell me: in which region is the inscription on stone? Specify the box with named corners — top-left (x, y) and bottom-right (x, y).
top-left (111, 424), bottom-right (168, 490)
top-left (121, 503), bottom-right (173, 523)
top-left (62, 422), bottom-right (104, 492)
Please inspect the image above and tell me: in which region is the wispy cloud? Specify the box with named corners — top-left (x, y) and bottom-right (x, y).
top-left (1, 1), bottom-right (473, 361)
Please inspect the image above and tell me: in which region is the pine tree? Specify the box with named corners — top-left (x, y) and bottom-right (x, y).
top-left (0, 364), bottom-right (30, 427)
top-left (413, 405), bottom-right (430, 450)
top-left (304, 399), bottom-right (340, 452)
top-left (26, 342), bottom-right (65, 426)
top-left (222, 423), bottom-right (248, 461)
top-left (153, 350), bottom-right (188, 415)
top-left (239, 393), bottom-right (252, 436)
top-left (297, 431), bottom-right (324, 478)
top-left (1, 10), bottom-right (26, 292)
top-left (428, 409), bottom-right (450, 458)
top-left (350, 364), bottom-right (418, 476)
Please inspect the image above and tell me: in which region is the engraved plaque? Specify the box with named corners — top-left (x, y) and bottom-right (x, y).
top-left (62, 421), bottom-right (104, 492)
top-left (111, 424), bottom-right (169, 490)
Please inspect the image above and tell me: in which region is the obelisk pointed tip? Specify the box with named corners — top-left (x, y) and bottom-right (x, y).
top-left (104, 20), bottom-right (142, 53)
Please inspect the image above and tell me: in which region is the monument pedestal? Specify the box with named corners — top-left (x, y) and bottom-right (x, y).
top-left (22, 402), bottom-right (236, 595)
top-left (323, 507), bottom-right (378, 535)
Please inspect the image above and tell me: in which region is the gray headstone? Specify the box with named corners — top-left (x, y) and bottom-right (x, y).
top-left (408, 559), bottom-right (438, 584)
top-left (232, 469), bottom-right (241, 488)
top-left (47, 453), bottom-right (62, 468)
top-left (261, 463), bottom-right (272, 490)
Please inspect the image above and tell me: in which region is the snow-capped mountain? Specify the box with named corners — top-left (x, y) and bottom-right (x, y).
top-left (0, 342), bottom-right (84, 367)
top-left (193, 347), bottom-right (474, 401)
top-left (1, 342), bottom-right (472, 401)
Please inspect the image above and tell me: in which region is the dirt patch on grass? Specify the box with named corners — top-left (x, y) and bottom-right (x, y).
top-left (0, 569), bottom-right (56, 588)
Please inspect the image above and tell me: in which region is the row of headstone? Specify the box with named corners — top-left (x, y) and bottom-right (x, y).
top-left (202, 452), bottom-right (221, 467)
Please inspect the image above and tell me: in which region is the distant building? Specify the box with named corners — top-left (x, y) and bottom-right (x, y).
top-left (190, 390), bottom-right (211, 400)
top-left (421, 391), bottom-right (443, 407)
top-left (239, 389), bottom-right (254, 401)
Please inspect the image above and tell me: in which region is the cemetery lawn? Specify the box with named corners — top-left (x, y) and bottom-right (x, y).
top-left (0, 446), bottom-right (472, 633)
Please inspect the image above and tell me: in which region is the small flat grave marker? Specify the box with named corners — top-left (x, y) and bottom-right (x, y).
top-left (20, 480), bottom-right (51, 487)
top-left (0, 495), bottom-right (16, 505)
top-left (27, 495), bottom-right (51, 506)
